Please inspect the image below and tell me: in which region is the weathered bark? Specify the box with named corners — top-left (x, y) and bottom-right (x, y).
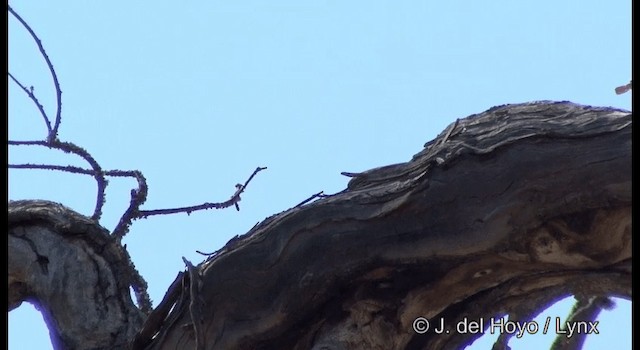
top-left (8, 101), bottom-right (631, 350)
top-left (141, 101), bottom-right (631, 350)
top-left (8, 201), bottom-right (146, 350)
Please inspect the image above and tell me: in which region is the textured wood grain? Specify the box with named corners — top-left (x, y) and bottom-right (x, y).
top-left (147, 101), bottom-right (631, 350)
top-left (8, 101), bottom-right (631, 350)
top-left (8, 201), bottom-right (145, 350)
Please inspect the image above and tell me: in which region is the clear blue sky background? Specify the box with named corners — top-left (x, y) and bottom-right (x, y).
top-left (8, 1), bottom-right (631, 349)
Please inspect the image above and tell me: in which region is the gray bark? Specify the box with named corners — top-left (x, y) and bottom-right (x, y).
top-left (8, 201), bottom-right (145, 349)
top-left (8, 101), bottom-right (631, 350)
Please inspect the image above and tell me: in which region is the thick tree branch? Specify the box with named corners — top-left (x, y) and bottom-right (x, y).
top-left (8, 200), bottom-right (146, 350)
top-left (138, 101), bottom-right (631, 350)
top-left (9, 101), bottom-right (631, 350)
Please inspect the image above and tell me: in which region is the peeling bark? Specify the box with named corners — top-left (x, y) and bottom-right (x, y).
top-left (142, 101), bottom-right (631, 350)
top-left (8, 101), bottom-right (631, 350)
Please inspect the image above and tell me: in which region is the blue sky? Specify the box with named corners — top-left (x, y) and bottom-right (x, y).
top-left (8, 1), bottom-right (631, 349)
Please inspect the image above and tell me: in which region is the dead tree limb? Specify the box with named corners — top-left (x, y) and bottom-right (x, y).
top-left (136, 101), bottom-right (631, 350)
top-left (9, 101), bottom-right (631, 350)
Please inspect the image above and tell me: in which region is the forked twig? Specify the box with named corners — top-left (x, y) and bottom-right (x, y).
top-left (8, 72), bottom-right (52, 134)
top-left (9, 5), bottom-right (63, 141)
top-left (136, 167), bottom-right (267, 219)
top-left (9, 163), bottom-right (267, 240)
top-left (112, 170), bottom-right (148, 241)
top-left (9, 7), bottom-right (270, 319)
top-left (9, 140), bottom-right (108, 221)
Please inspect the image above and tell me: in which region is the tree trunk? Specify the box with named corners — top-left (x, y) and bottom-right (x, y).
top-left (8, 101), bottom-right (631, 350)
top-left (8, 201), bottom-right (146, 349)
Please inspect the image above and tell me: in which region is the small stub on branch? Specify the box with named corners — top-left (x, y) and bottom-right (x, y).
top-left (615, 80), bottom-right (632, 95)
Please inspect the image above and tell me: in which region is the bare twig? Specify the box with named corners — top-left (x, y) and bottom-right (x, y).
top-left (8, 72), bottom-right (52, 135)
top-left (8, 7), bottom-right (268, 336)
top-left (196, 250), bottom-right (215, 256)
top-left (341, 171), bottom-right (361, 177)
top-left (240, 166), bottom-right (268, 190)
top-left (112, 170), bottom-right (148, 241)
top-left (136, 189), bottom-right (240, 217)
top-left (9, 140), bottom-right (107, 221)
top-left (136, 167), bottom-right (267, 219)
top-left (15, 162), bottom-right (146, 239)
top-left (295, 191), bottom-right (326, 207)
top-left (9, 5), bottom-right (63, 141)
top-left (9, 163), bottom-right (267, 239)
top-left (9, 163), bottom-right (146, 181)
top-left (9, 164), bottom-right (147, 239)
top-left (9, 6), bottom-right (268, 234)
top-left (9, 163), bottom-right (94, 175)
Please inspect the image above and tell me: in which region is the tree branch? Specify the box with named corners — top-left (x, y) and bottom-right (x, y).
top-left (8, 5), bottom-right (63, 141)
top-left (8, 163), bottom-right (267, 240)
top-left (9, 140), bottom-right (108, 221)
top-left (8, 72), bottom-right (52, 135)
top-left (615, 80), bottom-right (632, 95)
top-left (137, 101), bottom-right (631, 350)
top-left (136, 166), bottom-right (267, 219)
top-left (112, 170), bottom-right (148, 241)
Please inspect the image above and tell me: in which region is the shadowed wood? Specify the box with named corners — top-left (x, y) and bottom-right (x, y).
top-left (145, 101), bottom-right (631, 349)
top-left (8, 101), bottom-right (631, 350)
top-left (8, 200), bottom-right (145, 350)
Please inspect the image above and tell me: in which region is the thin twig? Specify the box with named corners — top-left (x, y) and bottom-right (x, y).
top-left (136, 189), bottom-right (239, 217)
top-left (196, 250), bottom-right (215, 256)
top-left (9, 163), bottom-right (267, 236)
top-left (9, 140), bottom-right (107, 221)
top-left (340, 171), bottom-right (361, 177)
top-left (295, 191), bottom-right (325, 207)
top-left (9, 163), bottom-right (142, 179)
top-left (8, 72), bottom-right (52, 135)
top-left (136, 167), bottom-right (267, 219)
top-left (9, 164), bottom-right (148, 237)
top-left (112, 170), bottom-right (148, 241)
top-left (240, 166), bottom-right (268, 190)
top-left (9, 5), bottom-right (63, 141)
top-left (9, 163), bottom-right (93, 175)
